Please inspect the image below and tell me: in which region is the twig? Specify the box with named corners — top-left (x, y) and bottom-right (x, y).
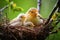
top-left (0, 5), bottom-right (9, 12)
top-left (37, 0), bottom-right (41, 13)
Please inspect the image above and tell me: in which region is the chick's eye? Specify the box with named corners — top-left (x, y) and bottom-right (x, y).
top-left (27, 24), bottom-right (31, 26)
top-left (20, 16), bottom-right (23, 18)
top-left (31, 11), bottom-right (34, 13)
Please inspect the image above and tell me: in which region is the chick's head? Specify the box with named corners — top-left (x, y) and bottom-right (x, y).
top-left (27, 8), bottom-right (38, 18)
top-left (18, 14), bottom-right (26, 21)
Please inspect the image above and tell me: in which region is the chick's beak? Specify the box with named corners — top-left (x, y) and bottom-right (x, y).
top-left (31, 12), bottom-right (38, 17)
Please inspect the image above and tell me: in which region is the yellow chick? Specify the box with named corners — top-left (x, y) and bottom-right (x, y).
top-left (9, 13), bottom-right (26, 26)
top-left (24, 8), bottom-right (43, 26)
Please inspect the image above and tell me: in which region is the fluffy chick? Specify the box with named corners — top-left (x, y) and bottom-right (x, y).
top-left (9, 13), bottom-right (26, 26)
top-left (24, 8), bottom-right (43, 26)
top-left (24, 22), bottom-right (35, 28)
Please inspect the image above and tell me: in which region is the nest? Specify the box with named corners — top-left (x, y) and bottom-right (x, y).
top-left (0, 20), bottom-right (54, 40)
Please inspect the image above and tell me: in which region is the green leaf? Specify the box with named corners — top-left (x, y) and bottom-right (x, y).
top-left (40, 0), bottom-right (57, 18)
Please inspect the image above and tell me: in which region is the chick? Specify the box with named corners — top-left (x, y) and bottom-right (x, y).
top-left (9, 13), bottom-right (26, 26)
top-left (24, 22), bottom-right (35, 28)
top-left (24, 8), bottom-right (43, 26)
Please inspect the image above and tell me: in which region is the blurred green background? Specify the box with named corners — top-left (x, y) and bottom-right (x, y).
top-left (0, 0), bottom-right (60, 40)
